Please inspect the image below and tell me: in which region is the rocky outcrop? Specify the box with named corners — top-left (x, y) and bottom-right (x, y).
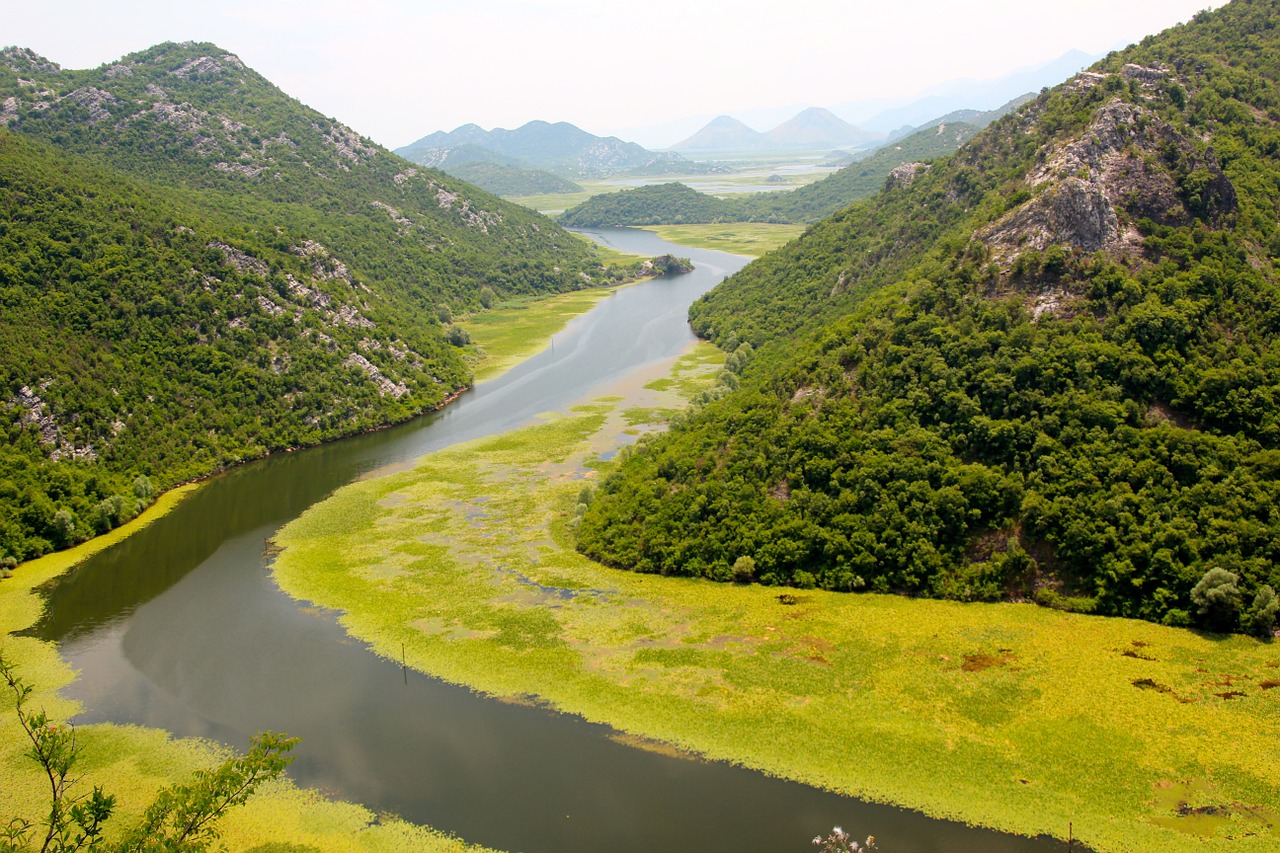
top-left (8, 384), bottom-right (96, 462)
top-left (64, 87), bottom-right (121, 125)
top-left (343, 353), bottom-right (409, 398)
top-left (981, 97), bottom-right (1237, 262)
top-left (887, 162), bottom-right (930, 189)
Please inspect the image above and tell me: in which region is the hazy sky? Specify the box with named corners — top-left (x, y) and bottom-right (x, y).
top-left (2, 0), bottom-right (1218, 148)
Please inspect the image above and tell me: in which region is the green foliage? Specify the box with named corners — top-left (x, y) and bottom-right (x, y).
top-left (441, 161), bottom-right (583, 197)
top-left (559, 183), bottom-right (741, 227)
top-left (1191, 568), bottom-right (1243, 631)
top-left (0, 41), bottom-right (609, 561)
top-left (0, 651), bottom-right (295, 853)
top-left (578, 0), bottom-right (1280, 632)
top-left (1245, 584), bottom-right (1278, 637)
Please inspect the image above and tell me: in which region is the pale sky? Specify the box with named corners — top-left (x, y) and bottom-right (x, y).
top-left (2, 0), bottom-right (1218, 149)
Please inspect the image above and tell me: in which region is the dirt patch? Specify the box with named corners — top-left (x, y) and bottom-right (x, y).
top-left (1132, 677), bottom-right (1175, 694)
top-left (961, 649), bottom-right (1017, 672)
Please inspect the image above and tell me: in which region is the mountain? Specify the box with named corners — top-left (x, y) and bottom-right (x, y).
top-left (560, 97), bottom-right (1028, 227)
top-left (0, 42), bottom-right (606, 563)
top-left (763, 107), bottom-right (879, 148)
top-left (396, 120), bottom-right (696, 179)
top-left (576, 1), bottom-right (1280, 636)
top-left (396, 144), bottom-right (582, 196)
top-left (880, 93), bottom-right (1036, 146)
top-left (670, 115), bottom-right (765, 151)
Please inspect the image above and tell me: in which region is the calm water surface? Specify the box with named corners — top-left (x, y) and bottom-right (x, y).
top-left (32, 229), bottom-right (1069, 852)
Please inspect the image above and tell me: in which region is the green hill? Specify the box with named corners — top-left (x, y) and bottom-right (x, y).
top-left (0, 42), bottom-right (607, 563)
top-left (442, 161), bottom-right (583, 196)
top-left (577, 0), bottom-right (1280, 635)
top-left (559, 181), bottom-right (740, 226)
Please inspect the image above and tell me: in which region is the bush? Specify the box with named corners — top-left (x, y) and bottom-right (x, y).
top-left (445, 325), bottom-right (471, 347)
top-left (1191, 567), bottom-right (1242, 631)
top-left (1246, 585), bottom-right (1279, 637)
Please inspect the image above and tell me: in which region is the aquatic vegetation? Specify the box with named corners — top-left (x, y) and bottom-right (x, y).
top-left (0, 470), bottom-right (490, 853)
top-left (272, 340), bottom-right (1280, 852)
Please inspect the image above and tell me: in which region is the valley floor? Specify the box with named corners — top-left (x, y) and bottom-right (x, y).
top-left (5, 230), bottom-right (1279, 853)
top-left (271, 348), bottom-right (1280, 853)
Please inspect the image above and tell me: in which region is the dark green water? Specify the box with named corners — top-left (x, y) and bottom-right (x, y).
top-left (31, 229), bottom-right (1071, 852)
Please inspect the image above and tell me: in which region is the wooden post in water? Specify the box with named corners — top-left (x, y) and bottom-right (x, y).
top-left (1068, 822), bottom-right (1073, 849)
top-left (401, 642), bottom-right (407, 685)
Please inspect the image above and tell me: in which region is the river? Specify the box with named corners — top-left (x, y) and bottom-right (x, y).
top-left (29, 228), bottom-right (1068, 853)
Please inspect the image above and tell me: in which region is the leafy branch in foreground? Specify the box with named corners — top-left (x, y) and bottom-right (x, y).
top-left (1, 651), bottom-right (296, 853)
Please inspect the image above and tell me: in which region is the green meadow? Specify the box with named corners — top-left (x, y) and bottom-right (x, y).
top-left (272, 344), bottom-right (1280, 853)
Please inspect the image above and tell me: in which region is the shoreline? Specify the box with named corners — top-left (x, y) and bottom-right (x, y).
top-left (269, 344), bottom-right (1280, 853)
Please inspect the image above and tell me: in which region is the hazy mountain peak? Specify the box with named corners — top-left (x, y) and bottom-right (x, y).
top-left (396, 119), bottom-right (697, 179)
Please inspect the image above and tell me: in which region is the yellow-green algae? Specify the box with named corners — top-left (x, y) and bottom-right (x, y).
top-left (272, 344), bottom-right (1280, 853)
top-left (0, 475), bottom-right (489, 853)
top-left (640, 223), bottom-right (807, 258)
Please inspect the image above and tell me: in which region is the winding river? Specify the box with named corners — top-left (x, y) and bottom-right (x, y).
top-left (29, 229), bottom-right (1068, 853)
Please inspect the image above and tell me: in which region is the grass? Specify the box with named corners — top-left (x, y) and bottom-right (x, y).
top-left (271, 343), bottom-right (1280, 853)
top-left (0, 483), bottom-right (489, 853)
top-left (459, 230), bottom-right (658, 382)
top-left (505, 180), bottom-right (623, 214)
top-left (462, 288), bottom-right (623, 382)
top-left (639, 223), bottom-right (808, 257)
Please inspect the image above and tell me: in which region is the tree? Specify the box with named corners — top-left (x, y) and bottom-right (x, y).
top-left (1190, 567), bottom-right (1242, 632)
top-left (1, 652), bottom-right (296, 853)
top-left (1246, 585), bottom-right (1279, 638)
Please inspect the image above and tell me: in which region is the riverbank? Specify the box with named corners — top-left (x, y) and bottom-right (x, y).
top-left (462, 286), bottom-right (630, 383)
top-left (0, 238), bottom-right (706, 852)
top-left (0, 488), bottom-right (491, 852)
top-left (271, 345), bottom-right (1280, 853)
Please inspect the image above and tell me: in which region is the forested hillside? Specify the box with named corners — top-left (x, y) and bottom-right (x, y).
top-left (577, 0), bottom-right (1280, 635)
top-left (0, 43), bottom-right (609, 563)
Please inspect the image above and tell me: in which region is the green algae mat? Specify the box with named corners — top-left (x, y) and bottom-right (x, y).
top-left (271, 344), bottom-right (1280, 853)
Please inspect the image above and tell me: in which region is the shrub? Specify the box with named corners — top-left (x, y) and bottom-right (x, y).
top-left (1191, 567), bottom-right (1242, 632)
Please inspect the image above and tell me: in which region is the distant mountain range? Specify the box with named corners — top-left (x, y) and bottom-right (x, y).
top-left (395, 120), bottom-right (705, 182)
top-left (611, 49), bottom-right (1101, 149)
top-left (561, 94), bottom-right (1030, 227)
top-left (672, 107), bottom-right (879, 153)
